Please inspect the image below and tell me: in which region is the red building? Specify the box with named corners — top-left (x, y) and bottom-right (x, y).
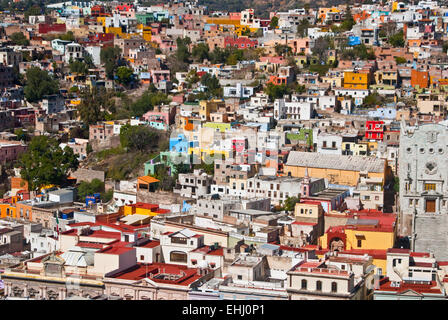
top-left (115, 3), bottom-right (133, 11)
top-left (84, 33), bottom-right (115, 47)
top-left (38, 23), bottom-right (66, 34)
top-left (365, 120), bottom-right (384, 140)
top-left (0, 140), bottom-right (27, 163)
top-left (224, 36), bottom-right (258, 49)
top-left (91, 5), bottom-right (105, 16)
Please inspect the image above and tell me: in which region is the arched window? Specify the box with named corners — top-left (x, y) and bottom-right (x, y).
top-left (331, 282), bottom-right (338, 293)
top-left (301, 279), bottom-right (307, 290)
top-left (316, 281), bottom-right (322, 291)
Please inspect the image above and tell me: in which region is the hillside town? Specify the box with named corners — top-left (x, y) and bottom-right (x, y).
top-left (0, 0), bottom-right (447, 301)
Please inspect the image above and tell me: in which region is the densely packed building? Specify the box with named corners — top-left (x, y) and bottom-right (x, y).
top-left (0, 0), bottom-right (447, 301)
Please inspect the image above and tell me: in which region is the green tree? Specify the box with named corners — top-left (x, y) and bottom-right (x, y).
top-left (264, 83), bottom-right (290, 100)
top-left (283, 196), bottom-right (300, 212)
top-left (60, 31), bottom-right (75, 41)
top-left (24, 5), bottom-right (41, 20)
top-left (129, 90), bottom-right (170, 117)
top-left (14, 128), bottom-right (30, 142)
top-left (116, 66), bottom-right (134, 85)
top-left (102, 189), bottom-right (114, 202)
top-left (100, 46), bottom-right (122, 79)
top-left (77, 178), bottom-right (105, 201)
top-left (201, 73), bottom-right (220, 91)
top-left (389, 30), bottom-right (405, 47)
top-left (210, 47), bottom-right (231, 64)
top-left (393, 177), bottom-right (399, 193)
top-left (340, 6), bottom-right (355, 31)
top-left (154, 165), bottom-right (176, 191)
top-left (69, 60), bottom-right (88, 75)
top-left (194, 162), bottom-right (214, 175)
top-left (86, 143), bottom-right (93, 154)
top-left (443, 41), bottom-right (448, 53)
top-left (270, 16), bottom-right (279, 29)
top-left (362, 91), bottom-right (384, 108)
top-left (274, 44), bottom-right (291, 56)
top-left (176, 37), bottom-right (191, 63)
top-left (185, 70), bottom-right (200, 88)
top-left (120, 125), bottom-right (160, 151)
top-left (69, 126), bottom-right (89, 139)
top-left (17, 136), bottom-right (79, 191)
top-left (192, 43), bottom-right (210, 61)
top-left (297, 19), bottom-right (310, 37)
top-left (394, 56), bottom-right (407, 64)
top-left (312, 36), bottom-right (334, 63)
top-left (76, 88), bottom-right (113, 125)
top-left (24, 67), bottom-right (59, 102)
top-left (341, 44), bottom-right (375, 60)
top-left (10, 32), bottom-right (30, 46)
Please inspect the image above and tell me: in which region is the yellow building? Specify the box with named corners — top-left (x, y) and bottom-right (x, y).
top-left (322, 74), bottom-right (344, 87)
top-left (122, 202), bottom-right (168, 217)
top-left (343, 71), bottom-right (369, 90)
top-left (203, 122), bottom-right (231, 133)
top-left (318, 7), bottom-right (341, 22)
top-left (284, 151), bottom-right (386, 187)
top-left (189, 147), bottom-right (229, 162)
top-left (319, 212), bottom-right (397, 272)
top-left (353, 142), bottom-right (369, 156)
top-left (97, 16), bottom-right (107, 26)
top-left (199, 100), bottom-right (225, 122)
top-left (367, 140), bottom-right (378, 153)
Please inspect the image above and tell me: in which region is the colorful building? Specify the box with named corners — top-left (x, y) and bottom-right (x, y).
top-left (365, 120), bottom-right (384, 141)
top-left (343, 71), bottom-right (369, 90)
top-left (122, 202), bottom-right (170, 217)
top-left (411, 69), bottom-right (429, 89)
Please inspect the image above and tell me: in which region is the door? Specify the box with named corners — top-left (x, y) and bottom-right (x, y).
top-left (426, 199), bottom-right (436, 212)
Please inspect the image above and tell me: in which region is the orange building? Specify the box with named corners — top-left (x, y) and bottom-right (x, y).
top-left (267, 75), bottom-right (288, 86)
top-left (411, 69), bottom-right (429, 88)
top-left (343, 71), bottom-right (369, 89)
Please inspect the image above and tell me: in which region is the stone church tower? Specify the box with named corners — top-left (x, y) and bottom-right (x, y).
top-left (399, 119), bottom-right (448, 259)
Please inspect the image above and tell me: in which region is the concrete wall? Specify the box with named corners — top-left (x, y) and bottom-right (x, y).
top-left (414, 214), bottom-right (448, 260)
top-left (72, 169), bottom-right (105, 183)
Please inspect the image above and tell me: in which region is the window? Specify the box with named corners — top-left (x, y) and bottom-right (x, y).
top-left (331, 282), bottom-right (338, 293)
top-left (357, 239), bottom-right (362, 247)
top-left (392, 259), bottom-right (402, 267)
top-left (237, 275), bottom-right (242, 280)
top-left (170, 251), bottom-right (187, 263)
top-left (316, 281), bottom-right (322, 291)
top-left (140, 255), bottom-right (144, 260)
top-left (301, 279), bottom-right (307, 289)
top-left (425, 183), bottom-right (436, 191)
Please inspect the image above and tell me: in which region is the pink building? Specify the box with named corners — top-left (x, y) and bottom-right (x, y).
top-left (224, 36), bottom-right (258, 49)
top-left (0, 140), bottom-right (26, 163)
top-left (103, 262), bottom-right (213, 300)
top-left (142, 105), bottom-right (176, 127)
top-left (229, 12), bottom-right (241, 20)
top-left (151, 70), bottom-right (171, 84)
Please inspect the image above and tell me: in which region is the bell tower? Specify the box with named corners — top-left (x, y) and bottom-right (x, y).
top-left (301, 167), bottom-right (311, 197)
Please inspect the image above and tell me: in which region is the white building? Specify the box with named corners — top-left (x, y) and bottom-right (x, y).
top-left (223, 83), bottom-right (255, 99)
top-left (274, 99), bottom-right (314, 120)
